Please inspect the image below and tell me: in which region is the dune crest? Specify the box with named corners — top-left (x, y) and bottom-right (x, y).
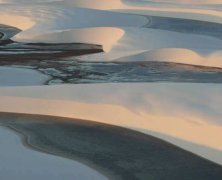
top-left (15, 27), bottom-right (124, 52)
top-left (1, 1), bottom-right (222, 66)
top-left (56, 0), bottom-right (126, 10)
top-left (113, 48), bottom-right (222, 68)
top-left (0, 14), bottom-right (34, 31)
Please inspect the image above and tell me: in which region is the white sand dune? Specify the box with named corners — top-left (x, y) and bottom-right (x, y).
top-left (54, 0), bottom-right (126, 10)
top-left (1, 1), bottom-right (222, 67)
top-left (17, 27), bottom-right (124, 52)
top-left (0, 5), bottom-right (146, 52)
top-left (1, 0), bottom-right (222, 166)
top-left (113, 48), bottom-right (222, 68)
top-left (142, 0), bottom-right (222, 5)
top-left (78, 28), bottom-right (222, 67)
top-left (0, 126), bottom-right (108, 180)
top-left (0, 83), bottom-right (222, 165)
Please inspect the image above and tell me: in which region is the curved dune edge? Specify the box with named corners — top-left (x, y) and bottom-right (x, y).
top-left (0, 97), bottom-right (222, 165)
top-left (0, 83), bottom-right (222, 165)
top-left (0, 125), bottom-right (109, 180)
top-left (1, 2), bottom-right (222, 66)
top-left (15, 27), bottom-right (125, 53)
top-left (1, 112), bottom-right (222, 180)
top-left (113, 48), bottom-right (222, 68)
top-left (54, 0), bottom-right (126, 10)
top-left (78, 28), bottom-right (222, 68)
top-left (0, 6), bottom-right (146, 52)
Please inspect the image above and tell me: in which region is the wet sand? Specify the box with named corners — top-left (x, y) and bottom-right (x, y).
top-left (0, 112), bottom-right (222, 180)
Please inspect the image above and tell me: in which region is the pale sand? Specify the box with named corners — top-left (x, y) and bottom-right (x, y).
top-left (0, 83), bottom-right (222, 165)
top-left (1, 2), bottom-right (222, 67)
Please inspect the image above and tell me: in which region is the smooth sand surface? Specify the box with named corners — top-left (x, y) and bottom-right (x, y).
top-left (1, 1), bottom-right (222, 67)
top-left (1, 112), bottom-right (222, 180)
top-left (0, 83), bottom-right (222, 165)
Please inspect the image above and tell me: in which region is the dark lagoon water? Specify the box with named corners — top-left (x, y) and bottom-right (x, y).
top-left (1, 60), bottom-right (222, 85)
top-left (55, 61), bottom-right (222, 84)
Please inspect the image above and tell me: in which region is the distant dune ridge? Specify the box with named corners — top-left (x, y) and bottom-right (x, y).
top-left (0, 0), bottom-right (222, 67)
top-left (0, 1), bottom-right (222, 177)
top-left (143, 0), bottom-right (222, 4)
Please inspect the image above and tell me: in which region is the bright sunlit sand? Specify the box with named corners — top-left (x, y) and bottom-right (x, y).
top-left (0, 1), bottom-right (222, 179)
top-left (0, 83), bottom-right (222, 165)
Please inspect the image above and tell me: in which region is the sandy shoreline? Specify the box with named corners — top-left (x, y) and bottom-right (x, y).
top-left (0, 83), bottom-right (222, 165)
top-left (0, 125), bottom-right (107, 180)
top-left (1, 112), bottom-right (222, 180)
